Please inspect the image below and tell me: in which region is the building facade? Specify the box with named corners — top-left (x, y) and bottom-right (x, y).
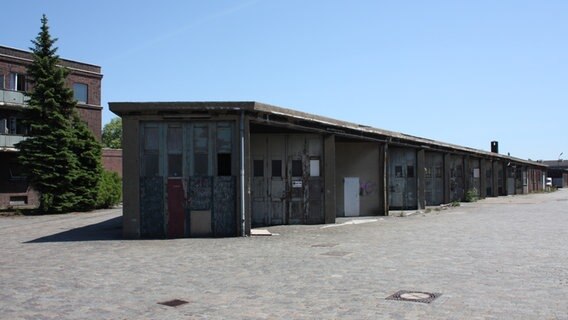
top-left (0, 45), bottom-right (103, 209)
top-left (542, 160), bottom-right (568, 188)
top-left (110, 101), bottom-right (548, 239)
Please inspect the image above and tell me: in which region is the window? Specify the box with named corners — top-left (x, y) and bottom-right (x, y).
top-left (271, 160), bottom-right (282, 177)
top-left (456, 165), bottom-right (463, 178)
top-left (0, 118), bottom-right (7, 134)
top-left (167, 125), bottom-right (182, 177)
top-left (168, 155), bottom-right (182, 177)
top-left (73, 83), bottom-right (88, 104)
top-left (9, 73), bottom-right (26, 91)
top-left (253, 160), bottom-right (264, 177)
top-left (8, 117), bottom-right (17, 134)
top-left (407, 165), bottom-right (415, 178)
top-left (0, 74), bottom-right (4, 89)
top-left (9, 196), bottom-right (28, 205)
top-left (395, 166), bottom-right (403, 177)
top-left (217, 154), bottom-right (232, 176)
top-left (194, 154), bottom-right (209, 176)
top-left (291, 160), bottom-right (303, 177)
top-left (424, 167), bottom-right (432, 178)
top-left (435, 167), bottom-right (442, 178)
top-left (309, 159), bottom-right (320, 177)
top-left (193, 124), bottom-right (209, 176)
top-left (9, 160), bottom-right (27, 180)
top-left (216, 123), bottom-right (232, 176)
top-left (142, 125), bottom-right (160, 177)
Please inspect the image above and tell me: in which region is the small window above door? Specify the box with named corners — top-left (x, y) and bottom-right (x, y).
top-left (291, 160), bottom-right (302, 177)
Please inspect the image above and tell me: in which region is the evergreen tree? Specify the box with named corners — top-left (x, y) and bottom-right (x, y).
top-left (69, 114), bottom-right (103, 211)
top-left (16, 15), bottom-right (102, 213)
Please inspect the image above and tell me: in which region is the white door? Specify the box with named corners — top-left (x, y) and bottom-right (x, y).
top-left (344, 177), bottom-right (360, 217)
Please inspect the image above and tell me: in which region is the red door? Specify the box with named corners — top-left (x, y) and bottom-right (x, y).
top-left (167, 179), bottom-right (185, 238)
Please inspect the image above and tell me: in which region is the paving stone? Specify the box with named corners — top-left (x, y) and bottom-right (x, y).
top-left (0, 190), bottom-right (567, 319)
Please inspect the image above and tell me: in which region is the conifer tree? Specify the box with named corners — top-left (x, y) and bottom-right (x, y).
top-left (16, 15), bottom-right (102, 213)
top-left (69, 114), bottom-right (103, 211)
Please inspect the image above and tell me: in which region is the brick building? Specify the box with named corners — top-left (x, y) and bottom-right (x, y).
top-left (0, 45), bottom-right (104, 209)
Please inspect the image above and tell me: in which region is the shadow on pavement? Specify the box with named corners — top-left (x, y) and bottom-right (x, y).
top-left (25, 216), bottom-right (122, 243)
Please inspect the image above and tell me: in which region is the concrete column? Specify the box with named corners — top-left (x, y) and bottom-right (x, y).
top-left (443, 153), bottom-right (451, 203)
top-left (323, 134), bottom-right (336, 224)
top-left (417, 149), bottom-right (426, 210)
top-left (122, 117), bottom-right (140, 239)
top-left (243, 116), bottom-right (252, 236)
top-left (492, 161), bottom-right (500, 197)
top-left (464, 155), bottom-right (471, 194)
top-left (378, 143), bottom-right (386, 215)
top-left (480, 159), bottom-right (487, 199)
top-left (383, 143), bottom-right (390, 215)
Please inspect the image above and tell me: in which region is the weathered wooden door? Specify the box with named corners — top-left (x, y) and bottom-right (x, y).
top-left (425, 152), bottom-right (444, 206)
top-left (251, 136), bottom-right (267, 227)
top-left (287, 135), bottom-right (305, 224)
top-left (269, 136), bottom-right (286, 225)
top-left (250, 134), bottom-right (286, 226)
top-left (250, 134), bottom-right (323, 226)
top-left (388, 148), bottom-right (417, 209)
top-left (449, 155), bottom-right (464, 201)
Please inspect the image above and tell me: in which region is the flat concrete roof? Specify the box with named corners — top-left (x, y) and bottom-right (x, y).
top-left (0, 45), bottom-right (102, 75)
top-left (109, 101), bottom-right (547, 168)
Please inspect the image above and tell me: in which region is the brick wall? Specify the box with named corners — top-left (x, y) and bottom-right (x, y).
top-left (102, 148), bottom-right (123, 177)
top-left (76, 106), bottom-right (102, 140)
top-left (1, 46), bottom-right (103, 140)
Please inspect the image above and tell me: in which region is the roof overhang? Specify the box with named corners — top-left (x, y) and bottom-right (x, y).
top-left (109, 101), bottom-right (548, 168)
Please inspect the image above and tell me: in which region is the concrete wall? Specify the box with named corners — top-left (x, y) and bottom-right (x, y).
top-left (335, 142), bottom-right (382, 216)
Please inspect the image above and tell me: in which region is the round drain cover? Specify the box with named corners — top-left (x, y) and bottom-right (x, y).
top-left (386, 290), bottom-right (442, 304)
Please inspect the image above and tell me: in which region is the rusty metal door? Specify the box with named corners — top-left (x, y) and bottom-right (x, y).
top-left (166, 124), bottom-right (185, 238)
top-left (388, 148), bottom-right (417, 209)
top-left (167, 179), bottom-right (185, 238)
top-left (425, 152), bottom-right (444, 206)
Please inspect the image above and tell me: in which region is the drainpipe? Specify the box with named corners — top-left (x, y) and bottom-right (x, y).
top-left (240, 110), bottom-right (246, 236)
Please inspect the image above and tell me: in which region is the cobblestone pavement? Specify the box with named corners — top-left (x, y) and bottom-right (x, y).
top-left (1, 190), bottom-right (567, 320)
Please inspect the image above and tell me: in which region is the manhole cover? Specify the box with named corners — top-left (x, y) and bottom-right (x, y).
top-left (311, 243), bottom-right (338, 248)
top-left (158, 299), bottom-right (189, 307)
top-left (386, 290), bottom-right (441, 304)
top-left (321, 251), bottom-right (351, 257)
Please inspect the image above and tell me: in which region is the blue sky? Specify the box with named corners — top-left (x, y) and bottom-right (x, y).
top-left (2, 1), bottom-right (566, 160)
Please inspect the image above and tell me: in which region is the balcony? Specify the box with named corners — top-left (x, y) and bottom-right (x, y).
top-left (0, 135), bottom-right (26, 150)
top-left (0, 90), bottom-right (29, 108)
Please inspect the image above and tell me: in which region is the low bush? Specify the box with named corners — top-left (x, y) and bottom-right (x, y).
top-left (465, 188), bottom-right (479, 202)
top-left (96, 170), bottom-right (122, 208)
